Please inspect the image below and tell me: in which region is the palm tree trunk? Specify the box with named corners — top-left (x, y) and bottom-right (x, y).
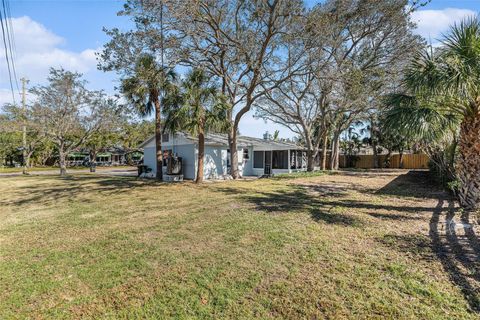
top-left (196, 123), bottom-right (205, 183)
top-left (456, 112), bottom-right (480, 211)
top-left (153, 93), bottom-right (163, 180)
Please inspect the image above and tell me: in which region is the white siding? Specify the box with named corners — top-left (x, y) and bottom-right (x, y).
top-left (201, 146), bottom-right (228, 179)
top-left (143, 143), bottom-right (196, 179)
top-left (143, 147), bottom-right (157, 175)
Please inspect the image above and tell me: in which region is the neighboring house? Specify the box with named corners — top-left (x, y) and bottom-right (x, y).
top-left (139, 132), bottom-right (308, 180)
top-left (66, 148), bottom-right (143, 167)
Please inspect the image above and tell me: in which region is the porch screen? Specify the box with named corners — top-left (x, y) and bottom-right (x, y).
top-left (253, 151), bottom-right (264, 168)
top-left (272, 150), bottom-right (288, 169)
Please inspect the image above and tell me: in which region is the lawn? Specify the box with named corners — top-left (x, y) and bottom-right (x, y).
top-left (0, 165), bottom-right (134, 174)
top-left (0, 171), bottom-right (478, 319)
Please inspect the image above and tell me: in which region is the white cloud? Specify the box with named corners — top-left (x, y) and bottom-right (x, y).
top-left (412, 8), bottom-right (477, 43)
top-left (0, 16), bottom-right (100, 104)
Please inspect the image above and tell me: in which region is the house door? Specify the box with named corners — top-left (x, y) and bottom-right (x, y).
top-left (264, 151), bottom-right (272, 175)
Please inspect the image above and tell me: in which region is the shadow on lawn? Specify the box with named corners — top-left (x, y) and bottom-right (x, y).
top-left (379, 172), bottom-right (480, 313)
top-left (376, 170), bottom-right (446, 199)
top-left (429, 198), bottom-right (480, 312)
top-left (1, 175), bottom-right (156, 207)
top-left (217, 183), bottom-right (362, 226)
top-left (218, 178), bottom-right (427, 227)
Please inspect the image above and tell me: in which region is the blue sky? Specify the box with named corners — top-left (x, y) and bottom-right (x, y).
top-left (1, 0), bottom-right (479, 138)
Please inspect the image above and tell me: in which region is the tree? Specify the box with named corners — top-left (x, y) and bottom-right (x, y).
top-left (84, 128), bottom-right (120, 172)
top-left (0, 113), bottom-right (21, 166)
top-left (384, 91), bottom-right (460, 177)
top-left (119, 118), bottom-right (155, 164)
top-left (0, 103), bottom-right (46, 172)
top-left (163, 69), bottom-right (228, 183)
top-left (389, 17), bottom-right (480, 210)
top-left (256, 0), bottom-right (422, 171)
top-left (31, 68), bottom-right (119, 176)
top-left (135, 0), bottom-right (305, 178)
top-left (120, 54), bottom-right (176, 180)
top-left (340, 129), bottom-right (362, 168)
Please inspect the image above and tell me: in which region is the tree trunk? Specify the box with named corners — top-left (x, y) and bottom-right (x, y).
top-left (329, 137), bottom-right (336, 170)
top-left (330, 133), bottom-right (340, 170)
top-left (335, 139), bottom-right (340, 169)
top-left (399, 151), bottom-right (404, 169)
top-left (456, 112), bottom-right (480, 211)
top-left (89, 150), bottom-right (96, 173)
top-left (385, 150), bottom-right (392, 168)
top-left (320, 134), bottom-right (328, 171)
top-left (153, 93), bottom-right (163, 180)
top-left (59, 149), bottom-right (67, 176)
top-left (23, 151), bottom-right (32, 175)
top-left (229, 127), bottom-right (239, 179)
top-left (196, 123), bottom-right (205, 183)
top-left (306, 149), bottom-right (314, 172)
top-left (372, 141), bottom-right (378, 169)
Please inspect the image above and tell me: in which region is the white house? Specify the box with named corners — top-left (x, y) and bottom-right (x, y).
top-left (139, 132), bottom-right (308, 180)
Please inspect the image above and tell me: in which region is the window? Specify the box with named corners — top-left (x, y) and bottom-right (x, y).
top-left (243, 148), bottom-right (249, 160)
top-left (253, 151), bottom-right (264, 168)
top-left (272, 150), bottom-right (288, 169)
top-left (162, 133), bottom-right (169, 142)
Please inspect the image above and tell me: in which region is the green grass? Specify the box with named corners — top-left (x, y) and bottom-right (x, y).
top-left (272, 170), bottom-right (332, 180)
top-left (0, 171), bottom-right (477, 319)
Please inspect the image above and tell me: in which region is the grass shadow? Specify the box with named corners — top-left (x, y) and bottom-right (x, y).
top-left (216, 184), bottom-right (362, 227)
top-left (376, 171), bottom-right (446, 199)
top-left (0, 175), bottom-right (162, 207)
top-left (381, 195), bottom-right (480, 313)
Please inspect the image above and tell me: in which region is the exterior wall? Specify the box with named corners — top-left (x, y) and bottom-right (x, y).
top-left (142, 133), bottom-right (193, 149)
top-left (172, 144), bottom-right (196, 179)
top-left (142, 134), bottom-right (303, 179)
top-left (241, 146), bottom-right (255, 176)
top-left (143, 144), bottom-right (196, 179)
top-left (201, 146), bottom-right (228, 179)
top-left (143, 147), bottom-right (156, 175)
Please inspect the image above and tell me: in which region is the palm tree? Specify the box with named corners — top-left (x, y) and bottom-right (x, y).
top-left (387, 17), bottom-right (480, 210)
top-left (121, 54), bottom-right (176, 180)
top-left (163, 69), bottom-right (228, 183)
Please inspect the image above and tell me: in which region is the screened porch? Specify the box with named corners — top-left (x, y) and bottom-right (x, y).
top-left (252, 149), bottom-right (307, 175)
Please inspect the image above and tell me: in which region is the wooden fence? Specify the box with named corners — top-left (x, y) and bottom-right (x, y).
top-left (339, 153), bottom-right (430, 169)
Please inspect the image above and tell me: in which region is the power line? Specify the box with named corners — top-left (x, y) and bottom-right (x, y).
top-left (3, 0), bottom-right (19, 90)
top-left (0, 0), bottom-right (19, 104)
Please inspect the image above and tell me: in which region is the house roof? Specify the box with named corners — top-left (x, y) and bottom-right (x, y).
top-left (139, 132), bottom-right (301, 150)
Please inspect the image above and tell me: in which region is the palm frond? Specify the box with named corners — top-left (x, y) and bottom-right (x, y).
top-left (383, 93), bottom-right (460, 143)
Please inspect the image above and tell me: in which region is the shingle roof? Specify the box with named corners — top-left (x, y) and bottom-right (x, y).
top-left (140, 132), bottom-right (301, 149)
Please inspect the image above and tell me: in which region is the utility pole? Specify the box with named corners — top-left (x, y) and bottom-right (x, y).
top-left (21, 77), bottom-right (28, 175)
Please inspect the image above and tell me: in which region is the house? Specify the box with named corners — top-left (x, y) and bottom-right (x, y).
top-left (139, 132), bottom-right (308, 180)
top-left (66, 148), bottom-right (143, 167)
